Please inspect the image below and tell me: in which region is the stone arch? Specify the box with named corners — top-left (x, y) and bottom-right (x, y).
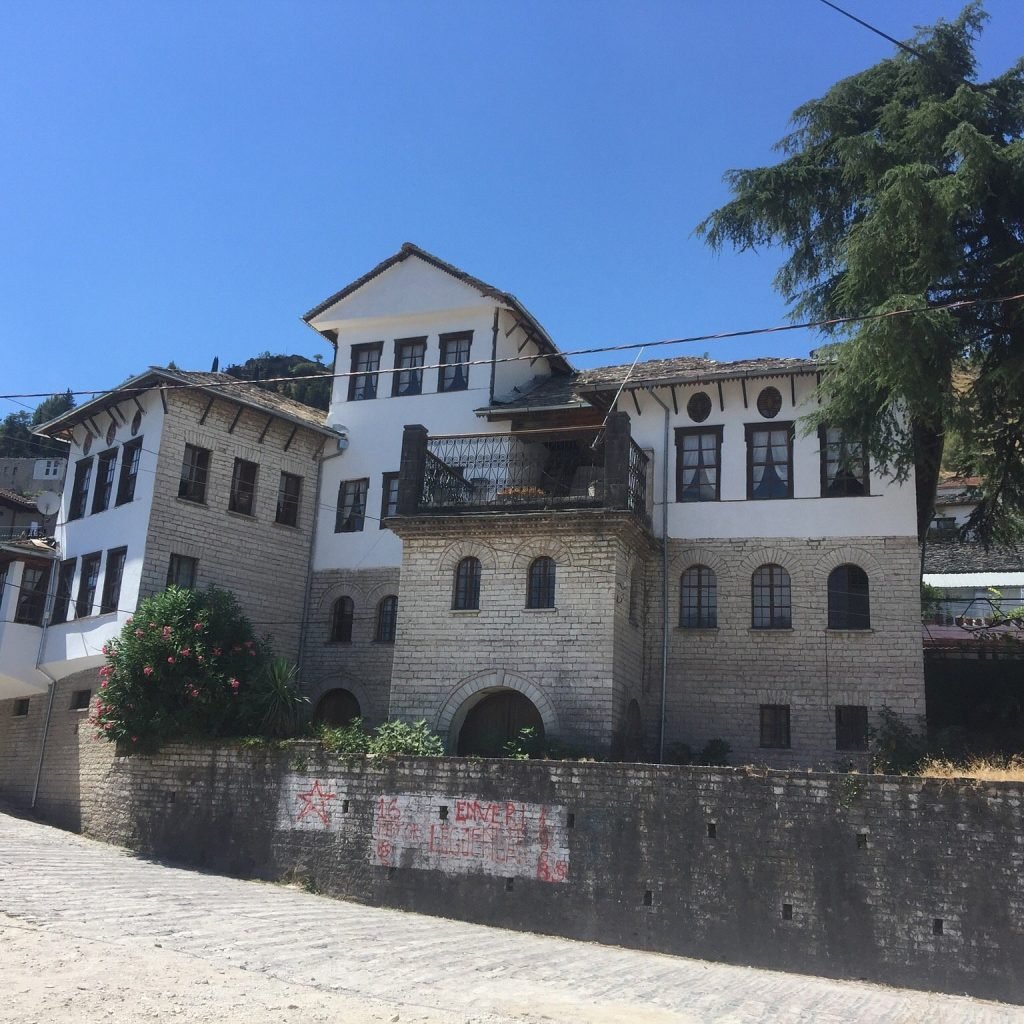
top-left (669, 545), bottom-right (727, 578)
top-left (737, 545), bottom-right (800, 578)
top-left (313, 687), bottom-right (363, 727)
top-left (315, 581), bottom-right (363, 617)
top-left (509, 537), bottom-right (573, 571)
top-left (813, 544), bottom-right (885, 582)
top-left (435, 668), bottom-right (559, 751)
top-left (438, 539), bottom-right (499, 574)
top-left (305, 673), bottom-right (372, 722)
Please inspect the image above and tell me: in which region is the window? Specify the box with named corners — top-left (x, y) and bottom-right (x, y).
top-left (69, 457), bottom-right (93, 521)
top-left (276, 472), bottom-right (302, 527)
top-left (380, 472), bottom-right (399, 526)
top-left (680, 565), bottom-right (717, 628)
top-left (687, 391), bottom-right (712, 423)
top-left (335, 479), bottom-right (369, 533)
top-left (675, 427), bottom-right (722, 502)
top-left (76, 553), bottom-right (101, 618)
top-left (51, 559), bottom-right (76, 625)
top-left (752, 564), bottom-right (791, 629)
top-left (100, 547), bottom-right (127, 614)
top-left (453, 557), bottom-right (481, 610)
top-left (178, 444), bottom-right (211, 503)
top-left (746, 424), bottom-right (794, 500)
top-left (828, 564), bottom-right (870, 629)
top-left (376, 595), bottom-right (398, 642)
top-left (70, 689), bottom-right (92, 711)
top-left (12, 698), bottom-right (29, 717)
top-left (820, 427), bottom-right (868, 497)
top-left (167, 554), bottom-right (198, 590)
top-left (760, 704), bottom-right (791, 748)
top-left (438, 332), bottom-right (472, 392)
top-left (835, 705), bottom-right (869, 751)
top-left (527, 557), bottom-right (556, 609)
top-left (756, 386), bottom-right (783, 419)
top-left (330, 596), bottom-right (354, 643)
top-left (393, 338), bottom-right (426, 397)
top-left (348, 343), bottom-right (383, 401)
top-left (92, 449), bottom-right (118, 514)
top-left (15, 565), bottom-right (51, 626)
top-left (116, 438), bottom-right (143, 505)
top-left (228, 458), bottom-right (258, 516)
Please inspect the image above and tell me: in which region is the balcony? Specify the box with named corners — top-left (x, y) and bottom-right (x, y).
top-left (396, 412), bottom-right (649, 522)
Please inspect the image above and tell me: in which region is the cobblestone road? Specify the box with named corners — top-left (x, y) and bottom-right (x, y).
top-left (0, 811), bottom-right (1020, 1023)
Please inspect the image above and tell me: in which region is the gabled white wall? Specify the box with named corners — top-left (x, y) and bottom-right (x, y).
top-left (626, 375), bottom-right (918, 539)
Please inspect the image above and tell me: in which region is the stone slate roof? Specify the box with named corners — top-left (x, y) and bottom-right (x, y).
top-left (490, 355), bottom-right (818, 412)
top-left (36, 368), bottom-right (333, 439)
top-left (924, 541), bottom-right (1024, 575)
top-left (0, 488), bottom-right (36, 510)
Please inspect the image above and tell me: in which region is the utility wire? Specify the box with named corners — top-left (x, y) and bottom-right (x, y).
top-left (1, 290), bottom-right (1022, 403)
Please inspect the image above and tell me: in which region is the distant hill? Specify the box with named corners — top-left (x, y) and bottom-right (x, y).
top-left (0, 390), bottom-right (75, 459)
top-left (223, 353), bottom-right (332, 412)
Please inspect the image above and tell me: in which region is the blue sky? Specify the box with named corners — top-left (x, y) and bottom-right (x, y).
top-left (1, 1), bottom-right (1020, 412)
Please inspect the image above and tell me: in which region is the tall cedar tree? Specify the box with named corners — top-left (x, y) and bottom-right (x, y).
top-left (697, 4), bottom-right (1024, 545)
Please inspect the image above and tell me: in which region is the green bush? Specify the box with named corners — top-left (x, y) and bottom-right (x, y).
top-left (90, 586), bottom-right (269, 748)
top-left (696, 738), bottom-right (731, 766)
top-left (318, 718), bottom-right (372, 755)
top-left (242, 657), bottom-right (309, 739)
top-left (871, 705), bottom-right (928, 774)
top-left (368, 719), bottom-right (444, 757)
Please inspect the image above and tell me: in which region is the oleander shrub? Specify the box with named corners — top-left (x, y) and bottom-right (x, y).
top-left (90, 586), bottom-right (270, 748)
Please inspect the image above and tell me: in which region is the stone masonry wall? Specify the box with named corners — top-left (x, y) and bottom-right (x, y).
top-left (80, 744), bottom-right (1024, 1004)
top-left (388, 512), bottom-right (653, 753)
top-left (0, 670), bottom-right (115, 831)
top-left (303, 568), bottom-right (400, 724)
top-left (650, 536), bottom-right (925, 768)
top-left (138, 389), bottom-right (324, 663)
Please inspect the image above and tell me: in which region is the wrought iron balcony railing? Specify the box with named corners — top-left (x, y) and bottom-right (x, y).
top-left (398, 414), bottom-right (650, 523)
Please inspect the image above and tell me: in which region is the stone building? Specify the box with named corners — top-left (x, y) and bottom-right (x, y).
top-left (0, 244), bottom-right (927, 815)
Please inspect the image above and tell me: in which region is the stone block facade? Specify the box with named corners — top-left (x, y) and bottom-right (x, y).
top-left (0, 669), bottom-right (114, 830)
top-left (653, 535), bottom-right (925, 768)
top-left (388, 511), bottom-right (656, 754)
top-left (139, 389), bottom-right (324, 662)
top-left (303, 567), bottom-right (401, 725)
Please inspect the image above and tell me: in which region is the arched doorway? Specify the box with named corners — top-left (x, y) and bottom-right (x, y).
top-left (314, 688), bottom-right (361, 727)
top-left (456, 689), bottom-right (544, 757)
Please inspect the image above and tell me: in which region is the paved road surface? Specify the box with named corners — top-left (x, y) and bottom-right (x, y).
top-left (0, 811), bottom-right (1019, 1023)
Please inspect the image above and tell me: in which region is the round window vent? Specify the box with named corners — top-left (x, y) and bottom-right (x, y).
top-left (757, 386), bottom-right (783, 419)
top-left (687, 391), bottom-right (712, 423)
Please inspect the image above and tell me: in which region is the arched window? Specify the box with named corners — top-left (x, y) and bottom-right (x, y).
top-left (828, 564), bottom-right (870, 629)
top-left (526, 557), bottom-right (556, 609)
top-left (680, 565), bottom-right (717, 628)
top-left (330, 596), bottom-right (353, 643)
top-left (375, 595), bottom-right (398, 643)
top-left (314, 688), bottom-right (361, 727)
top-left (752, 564), bottom-right (791, 629)
top-left (453, 557), bottom-right (481, 610)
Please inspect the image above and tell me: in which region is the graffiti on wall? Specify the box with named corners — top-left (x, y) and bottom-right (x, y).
top-left (371, 794), bottom-right (569, 883)
top-left (277, 775), bottom-right (348, 831)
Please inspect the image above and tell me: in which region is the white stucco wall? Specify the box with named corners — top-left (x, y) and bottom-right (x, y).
top-left (625, 374), bottom-right (918, 540)
top-left (43, 390), bottom-right (165, 675)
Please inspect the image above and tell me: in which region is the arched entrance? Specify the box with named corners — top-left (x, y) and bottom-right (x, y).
top-left (456, 689), bottom-right (544, 757)
top-left (314, 688), bottom-right (361, 727)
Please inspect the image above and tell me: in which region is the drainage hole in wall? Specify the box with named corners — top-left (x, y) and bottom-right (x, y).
top-left (505, 878), bottom-right (514, 892)
top-left (707, 822), bottom-right (717, 839)
top-left (856, 833), bottom-right (868, 849)
top-left (933, 918), bottom-right (944, 935)
top-left (643, 890), bottom-right (653, 906)
top-left (439, 805), bottom-right (449, 820)
top-left (342, 799), bottom-right (350, 813)
top-left (169, 791), bottom-right (177, 804)
top-left (387, 867), bottom-right (397, 880)
top-left (782, 904), bottom-right (793, 921)
top-left (566, 813), bottom-right (575, 829)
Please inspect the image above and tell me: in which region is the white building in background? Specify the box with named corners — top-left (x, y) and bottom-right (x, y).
top-left (0, 243), bottom-right (926, 775)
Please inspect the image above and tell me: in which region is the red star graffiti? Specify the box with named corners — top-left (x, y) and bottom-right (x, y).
top-left (295, 780), bottom-right (337, 826)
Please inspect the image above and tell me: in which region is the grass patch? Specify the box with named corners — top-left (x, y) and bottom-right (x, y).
top-left (916, 755), bottom-right (1024, 782)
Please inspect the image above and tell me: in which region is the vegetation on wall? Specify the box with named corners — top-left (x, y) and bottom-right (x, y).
top-left (223, 352), bottom-right (332, 411)
top-left (317, 718), bottom-right (445, 757)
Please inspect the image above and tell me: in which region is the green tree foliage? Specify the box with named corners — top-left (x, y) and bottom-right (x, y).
top-left (91, 586), bottom-right (270, 748)
top-left (0, 390), bottom-right (74, 460)
top-left (697, 4), bottom-right (1024, 544)
top-left (224, 353), bottom-right (331, 411)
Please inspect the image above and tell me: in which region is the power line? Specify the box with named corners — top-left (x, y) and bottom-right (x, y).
top-left (1, 290), bottom-right (1022, 403)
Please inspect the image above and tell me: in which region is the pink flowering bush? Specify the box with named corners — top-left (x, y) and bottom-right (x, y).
top-left (90, 586), bottom-right (270, 747)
